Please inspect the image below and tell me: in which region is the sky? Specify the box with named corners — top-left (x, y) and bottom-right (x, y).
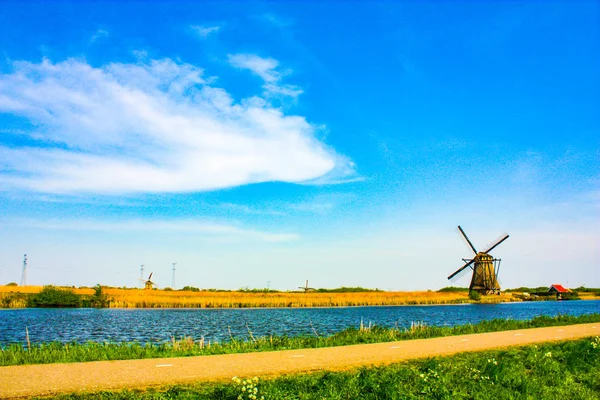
top-left (0, 1), bottom-right (598, 291)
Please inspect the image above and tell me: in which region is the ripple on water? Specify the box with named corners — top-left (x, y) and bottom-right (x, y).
top-left (0, 300), bottom-right (599, 345)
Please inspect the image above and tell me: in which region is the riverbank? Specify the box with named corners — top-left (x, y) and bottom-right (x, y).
top-left (2, 313), bottom-right (599, 366)
top-left (1, 324), bottom-right (598, 399)
top-left (0, 285), bottom-right (514, 308)
top-left (4, 285), bottom-right (597, 309)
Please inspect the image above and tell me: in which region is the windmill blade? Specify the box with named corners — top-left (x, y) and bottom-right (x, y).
top-left (449, 266), bottom-right (473, 283)
top-left (483, 234), bottom-right (509, 254)
top-left (148, 272), bottom-right (153, 280)
top-left (457, 225), bottom-right (478, 255)
top-left (448, 259), bottom-right (475, 280)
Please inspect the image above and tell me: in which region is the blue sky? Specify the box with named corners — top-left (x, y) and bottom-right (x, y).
top-left (0, 1), bottom-right (598, 290)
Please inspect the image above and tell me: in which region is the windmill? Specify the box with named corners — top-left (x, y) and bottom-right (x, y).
top-left (298, 280), bottom-right (315, 293)
top-left (448, 226), bottom-right (509, 294)
top-left (139, 272), bottom-right (156, 290)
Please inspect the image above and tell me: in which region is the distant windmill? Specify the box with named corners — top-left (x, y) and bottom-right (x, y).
top-left (448, 225), bottom-right (509, 294)
top-left (139, 272), bottom-right (156, 290)
top-left (298, 280), bottom-right (315, 293)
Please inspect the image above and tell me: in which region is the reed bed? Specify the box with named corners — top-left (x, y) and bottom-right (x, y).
top-left (103, 289), bottom-right (486, 308)
top-left (0, 285), bottom-right (518, 308)
top-left (1, 313), bottom-right (598, 366)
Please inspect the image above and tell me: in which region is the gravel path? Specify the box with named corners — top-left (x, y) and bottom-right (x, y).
top-left (1, 323), bottom-right (598, 399)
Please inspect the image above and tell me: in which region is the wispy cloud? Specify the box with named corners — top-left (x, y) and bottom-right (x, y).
top-left (90, 29), bottom-right (109, 43)
top-left (218, 202), bottom-right (287, 216)
top-left (259, 13), bottom-right (293, 28)
top-left (229, 54), bottom-right (280, 82)
top-left (228, 53), bottom-right (303, 98)
top-left (0, 57), bottom-right (354, 194)
top-left (190, 24), bottom-right (221, 38)
top-left (6, 218), bottom-right (298, 243)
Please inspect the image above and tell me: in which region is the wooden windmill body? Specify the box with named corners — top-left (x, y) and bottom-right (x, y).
top-left (448, 226), bottom-right (509, 295)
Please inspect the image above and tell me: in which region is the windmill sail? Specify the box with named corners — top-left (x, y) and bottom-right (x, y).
top-left (448, 226), bottom-right (508, 294)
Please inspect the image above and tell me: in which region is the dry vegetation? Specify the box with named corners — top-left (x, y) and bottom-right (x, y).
top-left (0, 286), bottom-right (517, 308)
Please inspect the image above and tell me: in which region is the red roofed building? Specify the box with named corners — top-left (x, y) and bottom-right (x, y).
top-left (549, 284), bottom-right (571, 299)
top-left (549, 284), bottom-right (570, 293)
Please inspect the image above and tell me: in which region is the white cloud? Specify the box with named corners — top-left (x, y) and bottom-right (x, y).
top-left (228, 54), bottom-right (280, 82)
top-left (190, 25), bottom-right (221, 38)
top-left (0, 57), bottom-right (353, 194)
top-left (228, 53), bottom-right (303, 98)
top-left (6, 218), bottom-right (298, 243)
top-left (90, 29), bottom-right (109, 42)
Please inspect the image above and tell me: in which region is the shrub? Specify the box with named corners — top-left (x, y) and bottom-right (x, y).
top-left (559, 292), bottom-right (580, 300)
top-left (28, 285), bottom-right (81, 308)
top-left (180, 286), bottom-right (200, 292)
top-left (469, 291), bottom-right (482, 301)
top-left (0, 292), bottom-right (28, 308)
top-left (438, 286), bottom-right (469, 292)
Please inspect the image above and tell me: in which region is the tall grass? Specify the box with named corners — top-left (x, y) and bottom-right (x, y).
top-left (2, 313), bottom-right (599, 366)
top-left (39, 336), bottom-right (600, 399)
top-left (0, 285), bottom-right (515, 308)
top-left (3, 285), bottom-right (598, 309)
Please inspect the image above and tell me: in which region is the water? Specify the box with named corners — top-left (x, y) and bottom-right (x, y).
top-left (0, 300), bottom-right (598, 345)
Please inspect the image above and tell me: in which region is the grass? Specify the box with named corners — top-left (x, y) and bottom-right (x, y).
top-left (2, 313), bottom-right (599, 366)
top-left (35, 336), bottom-right (600, 399)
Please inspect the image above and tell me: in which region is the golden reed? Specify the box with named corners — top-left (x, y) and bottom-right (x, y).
top-left (0, 286), bottom-right (518, 308)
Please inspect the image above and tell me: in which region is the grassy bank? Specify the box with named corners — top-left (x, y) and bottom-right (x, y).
top-left (2, 313), bottom-right (599, 366)
top-left (39, 336), bottom-right (600, 399)
top-left (3, 285), bottom-right (598, 309)
top-left (0, 285), bottom-right (515, 308)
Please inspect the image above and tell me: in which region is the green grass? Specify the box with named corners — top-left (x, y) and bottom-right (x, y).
top-left (37, 336), bottom-right (600, 399)
top-left (437, 286), bottom-right (469, 292)
top-left (2, 313), bottom-right (600, 367)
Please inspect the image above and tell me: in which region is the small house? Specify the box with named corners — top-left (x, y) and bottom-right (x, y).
top-left (548, 284), bottom-right (570, 299)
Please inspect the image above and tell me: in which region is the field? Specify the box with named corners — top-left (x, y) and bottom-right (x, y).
top-left (33, 336), bottom-right (600, 399)
top-left (0, 285), bottom-right (517, 308)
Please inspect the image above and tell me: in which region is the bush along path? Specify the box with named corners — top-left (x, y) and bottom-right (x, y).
top-left (0, 322), bottom-right (598, 398)
top-left (1, 313), bottom-right (599, 366)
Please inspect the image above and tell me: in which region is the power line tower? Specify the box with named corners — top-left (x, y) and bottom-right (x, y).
top-left (171, 262), bottom-right (177, 290)
top-left (20, 254), bottom-right (27, 286)
top-left (140, 264), bottom-right (145, 288)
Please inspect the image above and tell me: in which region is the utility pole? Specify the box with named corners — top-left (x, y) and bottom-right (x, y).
top-left (20, 254), bottom-right (27, 286)
top-left (140, 265), bottom-right (144, 288)
top-left (171, 262), bottom-right (177, 290)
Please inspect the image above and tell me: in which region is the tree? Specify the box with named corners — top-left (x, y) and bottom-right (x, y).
top-left (90, 284), bottom-right (111, 308)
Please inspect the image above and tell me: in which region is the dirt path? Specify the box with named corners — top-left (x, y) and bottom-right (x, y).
top-left (1, 323), bottom-right (598, 399)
